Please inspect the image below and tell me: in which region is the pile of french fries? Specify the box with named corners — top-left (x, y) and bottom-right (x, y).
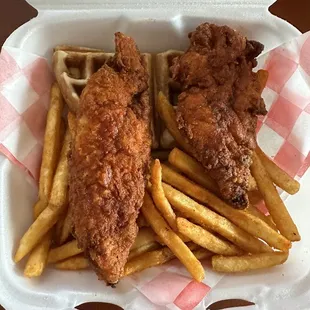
top-left (14, 80), bottom-right (301, 283)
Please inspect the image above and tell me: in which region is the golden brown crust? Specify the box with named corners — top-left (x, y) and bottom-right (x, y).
top-left (53, 47), bottom-right (157, 148)
top-left (171, 23), bottom-right (266, 208)
top-left (69, 33), bottom-right (152, 284)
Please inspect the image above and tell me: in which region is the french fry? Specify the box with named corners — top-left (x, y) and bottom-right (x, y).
top-left (257, 69), bottom-right (269, 93)
top-left (246, 205), bottom-right (277, 231)
top-left (26, 200), bottom-right (53, 277)
top-left (59, 209), bottom-right (72, 244)
top-left (129, 243), bottom-right (161, 260)
top-left (59, 118), bottom-right (66, 143)
top-left (129, 227), bottom-right (161, 259)
top-left (14, 130), bottom-right (71, 263)
top-left (131, 227), bottom-right (157, 250)
top-left (33, 200), bottom-right (47, 219)
top-left (256, 147), bottom-right (300, 195)
top-left (25, 88), bottom-right (66, 277)
top-left (54, 211), bottom-right (66, 244)
top-left (212, 252), bottom-right (289, 273)
top-left (125, 243), bottom-right (202, 277)
top-left (151, 159), bottom-right (177, 231)
top-left (67, 111), bottom-right (77, 138)
top-left (48, 130), bottom-right (70, 208)
top-left (124, 247), bottom-right (175, 276)
top-left (192, 248), bottom-right (213, 260)
top-left (156, 92), bottom-right (191, 153)
top-left (248, 190), bottom-right (263, 206)
top-left (141, 192), bottom-right (204, 281)
top-left (251, 152), bottom-right (300, 241)
top-left (24, 231), bottom-right (52, 277)
top-left (162, 164), bottom-right (291, 251)
top-left (153, 235), bottom-right (197, 246)
top-left (162, 183), bottom-right (272, 254)
top-left (52, 228), bottom-right (159, 263)
top-left (54, 255), bottom-right (89, 270)
top-left (168, 148), bottom-right (219, 194)
top-left (39, 82), bottom-right (65, 203)
top-left (266, 215), bottom-right (276, 227)
top-left (248, 175), bottom-right (258, 192)
top-left (48, 239), bottom-right (83, 263)
top-left (177, 218), bottom-right (242, 256)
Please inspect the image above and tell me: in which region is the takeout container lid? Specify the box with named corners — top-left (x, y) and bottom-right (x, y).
top-left (26, 0), bottom-right (275, 10)
top-left (0, 1), bottom-right (307, 310)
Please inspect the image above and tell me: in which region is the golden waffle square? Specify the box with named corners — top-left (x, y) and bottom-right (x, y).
top-left (53, 46), bottom-right (158, 149)
top-left (154, 50), bottom-right (183, 149)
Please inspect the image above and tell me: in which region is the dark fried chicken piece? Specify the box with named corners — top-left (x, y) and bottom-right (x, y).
top-left (171, 23), bottom-right (267, 208)
top-left (69, 32), bottom-right (151, 284)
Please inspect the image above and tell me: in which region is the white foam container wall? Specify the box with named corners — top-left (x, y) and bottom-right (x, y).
top-left (1, 0), bottom-right (310, 309)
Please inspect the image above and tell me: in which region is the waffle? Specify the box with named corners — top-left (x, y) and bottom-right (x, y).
top-left (53, 46), bottom-right (158, 148)
top-left (154, 50), bottom-right (183, 149)
top-left (54, 45), bottom-right (105, 53)
top-left (53, 46), bottom-right (113, 113)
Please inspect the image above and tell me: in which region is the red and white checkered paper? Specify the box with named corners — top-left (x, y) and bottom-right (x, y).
top-left (1, 32), bottom-right (310, 309)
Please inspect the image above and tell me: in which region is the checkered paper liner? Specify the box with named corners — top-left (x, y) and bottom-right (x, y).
top-left (0, 31), bottom-right (310, 309)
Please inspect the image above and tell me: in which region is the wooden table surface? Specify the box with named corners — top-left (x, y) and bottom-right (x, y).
top-left (0, 0), bottom-right (309, 309)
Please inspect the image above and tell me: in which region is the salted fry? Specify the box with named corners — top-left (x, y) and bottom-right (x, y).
top-left (142, 192), bottom-right (204, 281)
top-left (192, 248), bottom-right (213, 260)
top-left (162, 183), bottom-right (272, 253)
top-left (129, 243), bottom-right (161, 260)
top-left (266, 215), bottom-right (276, 227)
top-left (67, 111), bottom-right (77, 138)
top-left (251, 153), bottom-right (300, 241)
top-left (59, 118), bottom-right (66, 142)
top-left (55, 255), bottom-right (89, 270)
top-left (177, 218), bottom-right (242, 255)
top-left (212, 252), bottom-right (288, 273)
top-left (54, 211), bottom-right (66, 244)
top-left (51, 228), bottom-right (159, 263)
top-left (248, 175), bottom-right (258, 192)
top-left (48, 130), bottom-right (70, 208)
top-left (130, 227), bottom-right (160, 259)
top-left (25, 204), bottom-right (54, 277)
top-left (48, 239), bottom-right (83, 263)
top-left (27, 99), bottom-right (63, 274)
top-left (33, 200), bottom-right (47, 219)
top-left (14, 130), bottom-right (71, 263)
top-left (162, 164), bottom-right (291, 251)
top-left (246, 205), bottom-right (277, 231)
top-left (257, 69), bottom-right (269, 93)
top-left (248, 190), bottom-right (263, 206)
top-left (59, 209), bottom-right (72, 244)
top-left (124, 247), bottom-right (175, 276)
top-left (26, 200), bottom-right (54, 277)
top-left (156, 92), bottom-right (191, 153)
top-left (256, 147), bottom-right (300, 195)
top-left (125, 242), bottom-right (201, 277)
top-left (151, 159), bottom-right (177, 231)
top-left (131, 227), bottom-right (157, 250)
top-left (39, 82), bottom-right (64, 203)
top-left (24, 231), bottom-right (52, 277)
top-left (169, 148), bottom-right (218, 193)
top-left (26, 84), bottom-right (65, 277)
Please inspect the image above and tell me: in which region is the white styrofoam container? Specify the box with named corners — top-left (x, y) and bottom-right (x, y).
top-left (1, 1), bottom-right (310, 309)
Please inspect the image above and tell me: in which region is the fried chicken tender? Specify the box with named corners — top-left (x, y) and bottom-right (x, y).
top-left (171, 23), bottom-right (267, 208)
top-left (69, 32), bottom-right (151, 284)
